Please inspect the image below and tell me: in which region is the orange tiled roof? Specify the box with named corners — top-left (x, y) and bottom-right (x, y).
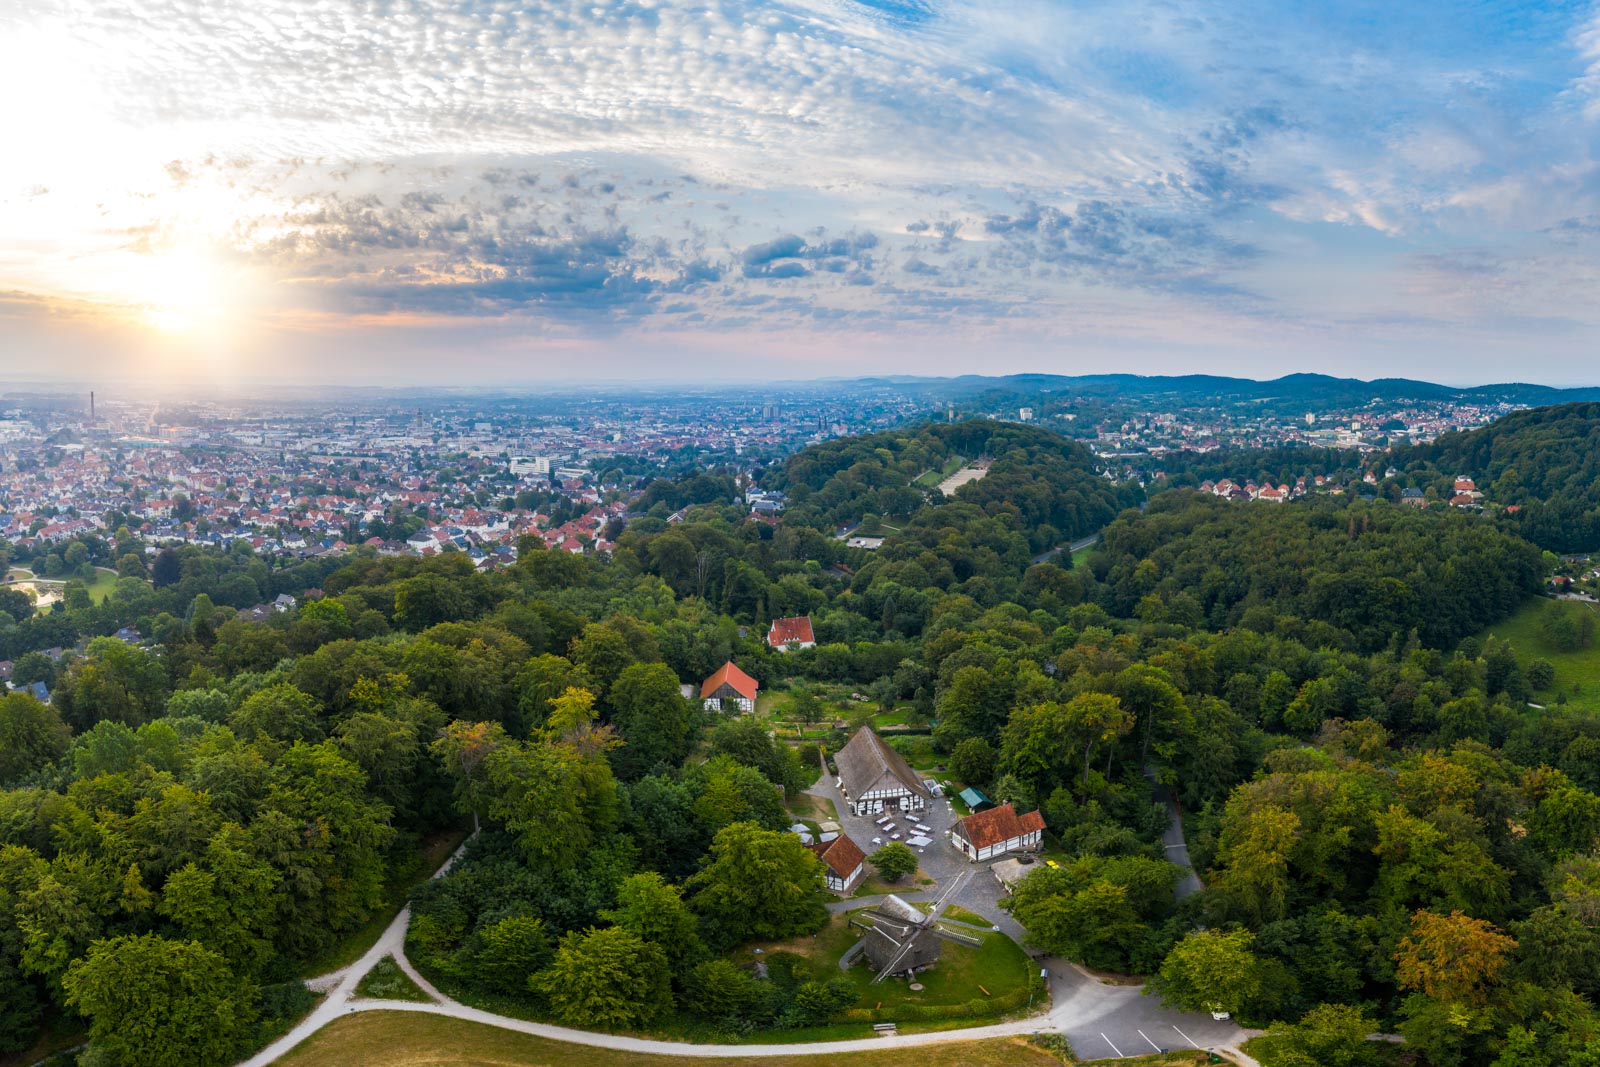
top-left (701, 661), bottom-right (759, 701)
top-left (955, 803), bottom-right (1045, 850)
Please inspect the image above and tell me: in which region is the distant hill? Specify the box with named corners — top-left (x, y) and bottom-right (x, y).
top-left (766, 419), bottom-right (1139, 553)
top-left (1389, 401), bottom-right (1600, 552)
top-left (842, 372), bottom-right (1600, 410)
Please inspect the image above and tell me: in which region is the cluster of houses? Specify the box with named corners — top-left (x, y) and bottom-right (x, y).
top-left (1197, 471), bottom-right (1490, 510)
top-left (786, 726), bottom-right (1046, 906)
top-left (1448, 476), bottom-right (1483, 507)
top-left (744, 487), bottom-right (787, 519)
top-left (1195, 478), bottom-right (1304, 502)
top-left (0, 435), bottom-right (645, 568)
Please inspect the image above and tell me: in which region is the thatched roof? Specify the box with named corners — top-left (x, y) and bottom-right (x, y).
top-left (835, 728), bottom-right (931, 801)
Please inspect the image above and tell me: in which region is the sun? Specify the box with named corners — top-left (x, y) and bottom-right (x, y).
top-left (132, 249), bottom-right (227, 334)
top-left (146, 306), bottom-right (196, 334)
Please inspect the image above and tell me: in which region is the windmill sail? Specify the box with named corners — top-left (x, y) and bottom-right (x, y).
top-left (868, 871), bottom-right (974, 983)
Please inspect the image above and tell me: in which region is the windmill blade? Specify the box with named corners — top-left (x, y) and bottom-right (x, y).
top-left (925, 870), bottom-right (973, 923)
top-left (870, 929), bottom-right (919, 984)
top-left (932, 923), bottom-right (983, 947)
top-left (869, 874), bottom-right (974, 984)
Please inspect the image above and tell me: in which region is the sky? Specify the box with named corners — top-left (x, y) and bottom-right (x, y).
top-left (4, 0), bottom-right (1600, 386)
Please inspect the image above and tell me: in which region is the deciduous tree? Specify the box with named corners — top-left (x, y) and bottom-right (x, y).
top-left (63, 934), bottom-right (255, 1067)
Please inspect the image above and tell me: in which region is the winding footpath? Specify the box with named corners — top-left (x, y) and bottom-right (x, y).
top-left (240, 806), bottom-right (1257, 1067)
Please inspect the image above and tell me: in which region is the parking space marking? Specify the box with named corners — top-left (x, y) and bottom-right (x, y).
top-left (1100, 1033), bottom-right (1125, 1058)
top-left (1172, 1024), bottom-right (1199, 1048)
top-left (1137, 1029), bottom-right (1163, 1052)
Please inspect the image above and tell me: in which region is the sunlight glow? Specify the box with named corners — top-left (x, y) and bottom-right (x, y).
top-left (129, 250), bottom-right (228, 335)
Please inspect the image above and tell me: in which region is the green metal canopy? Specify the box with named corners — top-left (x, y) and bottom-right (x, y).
top-left (958, 787), bottom-right (991, 810)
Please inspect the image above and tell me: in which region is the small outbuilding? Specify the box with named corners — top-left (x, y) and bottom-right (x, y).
top-left (807, 833), bottom-right (867, 894)
top-left (958, 786), bottom-right (991, 811)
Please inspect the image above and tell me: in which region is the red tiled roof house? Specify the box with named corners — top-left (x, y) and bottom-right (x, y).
top-left (950, 803), bottom-right (1045, 862)
top-left (807, 833), bottom-right (867, 893)
top-left (767, 615), bottom-right (816, 651)
top-left (700, 661), bottom-right (759, 714)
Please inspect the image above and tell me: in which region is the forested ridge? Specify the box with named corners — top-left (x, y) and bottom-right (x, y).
top-left (1391, 402), bottom-right (1600, 552)
top-left (1093, 493), bottom-right (1542, 651)
top-left (765, 420), bottom-right (1137, 552)
top-left (0, 416), bottom-right (1597, 1066)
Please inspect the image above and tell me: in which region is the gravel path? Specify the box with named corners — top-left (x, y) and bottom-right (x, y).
top-left (236, 785), bottom-right (1257, 1067)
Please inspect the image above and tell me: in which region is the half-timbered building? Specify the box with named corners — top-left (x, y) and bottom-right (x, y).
top-left (949, 803), bottom-right (1045, 861)
top-left (807, 833), bottom-right (867, 893)
top-left (834, 727), bottom-right (932, 816)
top-left (700, 661), bottom-right (759, 713)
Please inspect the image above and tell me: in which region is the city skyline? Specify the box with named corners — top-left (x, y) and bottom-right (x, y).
top-left (5, 1), bottom-right (1600, 385)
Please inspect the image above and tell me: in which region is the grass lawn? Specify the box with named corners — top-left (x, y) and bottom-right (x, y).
top-left (832, 924), bottom-right (1030, 1015)
top-left (84, 567), bottom-right (123, 604)
top-left (870, 706), bottom-right (914, 728)
top-left (1070, 545), bottom-right (1096, 567)
top-left (276, 1012), bottom-right (1062, 1067)
top-left (1477, 596), bottom-right (1600, 712)
top-left (733, 914), bottom-right (1032, 1022)
top-left (850, 870), bottom-right (931, 897)
top-left (912, 455), bottom-right (967, 490)
top-left (786, 793), bottom-right (838, 822)
top-left (357, 957), bottom-right (434, 1002)
top-left (936, 905), bottom-right (991, 927)
top-left (297, 825), bottom-right (471, 979)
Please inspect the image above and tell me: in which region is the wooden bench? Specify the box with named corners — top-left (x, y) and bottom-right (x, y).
top-left (872, 1023), bottom-right (898, 1034)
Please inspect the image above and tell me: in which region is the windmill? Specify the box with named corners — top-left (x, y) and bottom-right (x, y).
top-left (854, 870), bottom-right (983, 982)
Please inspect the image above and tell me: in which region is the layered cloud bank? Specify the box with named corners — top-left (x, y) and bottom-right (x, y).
top-left (4, 0), bottom-right (1600, 382)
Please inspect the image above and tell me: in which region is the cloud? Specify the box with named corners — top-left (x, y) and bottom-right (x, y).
top-left (3, 0), bottom-right (1600, 378)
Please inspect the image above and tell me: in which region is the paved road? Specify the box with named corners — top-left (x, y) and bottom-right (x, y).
top-left (1145, 769), bottom-right (1204, 899)
top-left (1032, 532), bottom-right (1101, 565)
top-left (237, 839), bottom-right (470, 1067)
top-left (238, 787), bottom-right (1257, 1067)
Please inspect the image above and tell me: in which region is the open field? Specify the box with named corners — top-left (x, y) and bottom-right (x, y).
top-left (913, 455), bottom-right (967, 490)
top-left (83, 566), bottom-right (121, 603)
top-left (934, 465), bottom-right (988, 497)
top-left (274, 1012), bottom-right (1065, 1067)
top-left (1477, 596), bottom-right (1600, 712)
top-left (5, 566), bottom-right (128, 612)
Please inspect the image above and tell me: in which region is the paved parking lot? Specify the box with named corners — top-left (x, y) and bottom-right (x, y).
top-left (804, 763), bottom-right (1250, 1061)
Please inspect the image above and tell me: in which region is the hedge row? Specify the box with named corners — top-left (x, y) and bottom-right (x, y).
top-left (836, 976), bottom-right (1044, 1023)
